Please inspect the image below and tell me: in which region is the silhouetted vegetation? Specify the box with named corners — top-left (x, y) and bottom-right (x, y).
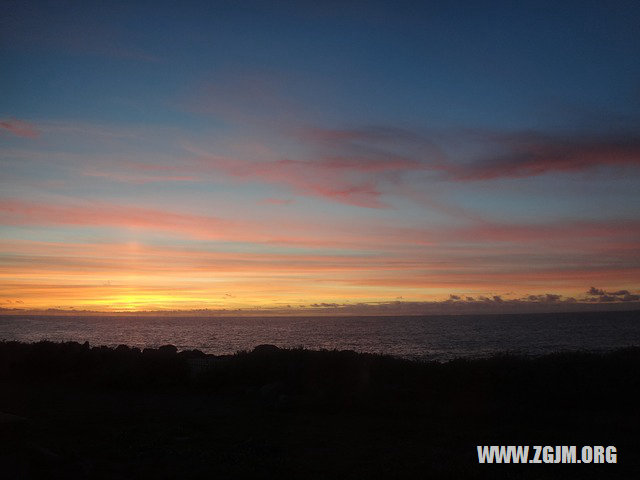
top-left (1, 341), bottom-right (639, 478)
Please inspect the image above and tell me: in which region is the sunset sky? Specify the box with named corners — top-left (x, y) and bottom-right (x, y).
top-left (1, 1), bottom-right (639, 314)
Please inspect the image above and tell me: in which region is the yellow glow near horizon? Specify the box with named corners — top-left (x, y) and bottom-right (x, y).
top-left (1, 234), bottom-right (637, 313)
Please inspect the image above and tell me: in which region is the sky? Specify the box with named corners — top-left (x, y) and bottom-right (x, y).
top-left (1, 0), bottom-right (639, 314)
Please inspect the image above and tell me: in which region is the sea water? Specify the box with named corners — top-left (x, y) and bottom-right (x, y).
top-left (1, 310), bottom-right (638, 361)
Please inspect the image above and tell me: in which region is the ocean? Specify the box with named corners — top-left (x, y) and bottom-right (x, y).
top-left (1, 310), bottom-right (638, 361)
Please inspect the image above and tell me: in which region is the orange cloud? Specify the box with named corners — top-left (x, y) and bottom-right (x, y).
top-left (2, 230), bottom-right (637, 312)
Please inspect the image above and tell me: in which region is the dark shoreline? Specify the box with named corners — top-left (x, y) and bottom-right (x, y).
top-left (2, 341), bottom-right (639, 478)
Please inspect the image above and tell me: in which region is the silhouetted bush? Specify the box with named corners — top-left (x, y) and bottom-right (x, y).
top-left (1, 340), bottom-right (639, 413)
top-left (2, 341), bottom-right (640, 479)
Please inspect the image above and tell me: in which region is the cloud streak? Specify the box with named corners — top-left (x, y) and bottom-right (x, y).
top-left (449, 132), bottom-right (640, 181)
top-left (0, 119), bottom-right (40, 138)
top-left (186, 147), bottom-right (391, 208)
top-left (0, 198), bottom-right (241, 241)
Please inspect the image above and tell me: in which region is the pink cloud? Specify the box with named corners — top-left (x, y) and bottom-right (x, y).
top-left (180, 79), bottom-right (447, 208)
top-left (286, 126), bottom-right (640, 184)
top-left (450, 133), bottom-right (640, 181)
top-left (0, 198), bottom-right (412, 248)
top-left (190, 150), bottom-right (388, 208)
top-left (183, 129), bottom-right (440, 208)
top-left (184, 71), bottom-right (639, 190)
top-left (0, 119), bottom-right (39, 138)
top-left (0, 198), bottom-right (244, 241)
top-left (3, 196), bottom-right (637, 258)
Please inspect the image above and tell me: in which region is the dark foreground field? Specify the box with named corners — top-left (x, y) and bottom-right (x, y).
top-left (1, 341), bottom-right (639, 479)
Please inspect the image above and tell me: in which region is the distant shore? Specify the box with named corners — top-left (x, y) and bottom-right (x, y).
top-left (2, 341), bottom-right (639, 478)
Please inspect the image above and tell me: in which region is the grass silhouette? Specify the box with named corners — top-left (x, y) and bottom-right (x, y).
top-left (1, 341), bottom-right (638, 478)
